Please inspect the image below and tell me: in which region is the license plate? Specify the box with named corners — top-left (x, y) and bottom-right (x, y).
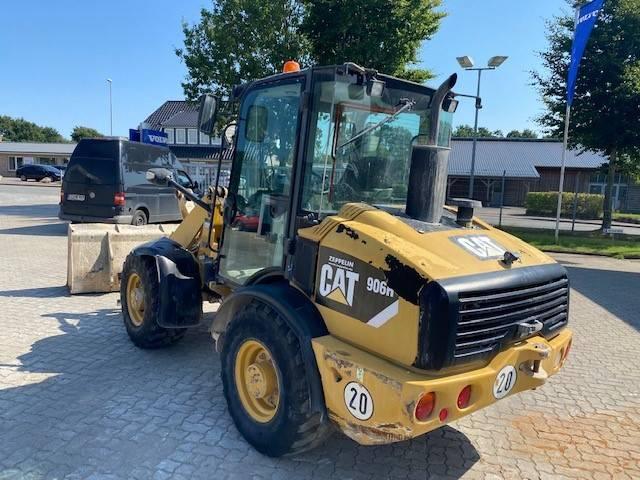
top-left (67, 194), bottom-right (85, 201)
top-left (493, 365), bottom-right (517, 399)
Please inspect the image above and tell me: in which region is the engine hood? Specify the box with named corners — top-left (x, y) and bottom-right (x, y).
top-left (301, 203), bottom-right (556, 286)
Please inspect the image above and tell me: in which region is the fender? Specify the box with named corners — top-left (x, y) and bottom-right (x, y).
top-left (213, 281), bottom-right (329, 419)
top-left (130, 236), bottom-right (202, 328)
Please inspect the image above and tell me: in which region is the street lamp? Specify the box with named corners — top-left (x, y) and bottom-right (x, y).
top-left (456, 55), bottom-right (508, 199)
top-left (107, 78), bottom-right (113, 136)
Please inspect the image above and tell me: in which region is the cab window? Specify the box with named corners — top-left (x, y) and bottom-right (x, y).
top-left (219, 79), bottom-right (304, 284)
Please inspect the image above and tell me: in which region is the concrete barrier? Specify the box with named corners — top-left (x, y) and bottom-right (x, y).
top-left (67, 223), bottom-right (178, 294)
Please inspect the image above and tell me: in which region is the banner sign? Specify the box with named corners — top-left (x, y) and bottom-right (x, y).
top-left (567, 0), bottom-right (605, 105)
top-left (129, 129), bottom-right (140, 142)
top-left (141, 129), bottom-right (168, 146)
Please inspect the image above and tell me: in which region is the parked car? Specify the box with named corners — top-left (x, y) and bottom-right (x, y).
top-left (55, 165), bottom-right (67, 177)
top-left (59, 138), bottom-right (197, 225)
top-left (16, 164), bottom-right (62, 182)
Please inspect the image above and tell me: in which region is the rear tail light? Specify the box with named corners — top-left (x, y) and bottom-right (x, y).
top-left (457, 385), bottom-right (472, 409)
top-left (114, 192), bottom-right (126, 206)
top-left (439, 408), bottom-right (449, 422)
top-left (414, 392), bottom-right (436, 421)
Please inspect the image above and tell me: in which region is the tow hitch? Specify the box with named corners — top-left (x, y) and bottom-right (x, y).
top-left (518, 342), bottom-right (551, 380)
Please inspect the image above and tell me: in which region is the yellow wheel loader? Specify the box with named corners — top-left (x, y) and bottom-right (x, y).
top-left (120, 62), bottom-right (573, 457)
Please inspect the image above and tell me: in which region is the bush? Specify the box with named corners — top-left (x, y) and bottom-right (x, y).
top-left (525, 192), bottom-right (604, 219)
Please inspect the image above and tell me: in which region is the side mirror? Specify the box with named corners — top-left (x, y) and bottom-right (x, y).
top-left (198, 94), bottom-right (218, 135)
top-left (146, 168), bottom-right (173, 186)
top-left (442, 95), bottom-right (459, 113)
top-left (366, 78), bottom-right (385, 97)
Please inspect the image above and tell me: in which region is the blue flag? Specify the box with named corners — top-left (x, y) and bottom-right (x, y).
top-left (567, 0), bottom-right (605, 105)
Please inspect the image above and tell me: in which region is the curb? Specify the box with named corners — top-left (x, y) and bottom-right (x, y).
top-left (0, 180), bottom-right (60, 188)
top-left (544, 248), bottom-right (640, 260)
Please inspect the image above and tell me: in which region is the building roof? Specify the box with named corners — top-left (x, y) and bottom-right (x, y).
top-left (0, 142), bottom-right (77, 155)
top-left (449, 138), bottom-right (607, 178)
top-left (143, 100), bottom-right (198, 128)
top-left (161, 110), bottom-right (199, 128)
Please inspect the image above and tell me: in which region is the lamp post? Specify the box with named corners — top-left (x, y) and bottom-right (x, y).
top-left (107, 78), bottom-right (113, 136)
top-left (456, 55), bottom-right (508, 199)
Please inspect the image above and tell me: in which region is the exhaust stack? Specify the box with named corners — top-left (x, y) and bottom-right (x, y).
top-left (405, 74), bottom-right (457, 224)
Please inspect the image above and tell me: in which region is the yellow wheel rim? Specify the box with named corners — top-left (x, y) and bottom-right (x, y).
top-left (126, 272), bottom-right (145, 327)
top-left (234, 339), bottom-right (280, 423)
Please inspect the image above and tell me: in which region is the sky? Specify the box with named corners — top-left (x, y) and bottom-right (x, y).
top-left (0, 0), bottom-right (572, 140)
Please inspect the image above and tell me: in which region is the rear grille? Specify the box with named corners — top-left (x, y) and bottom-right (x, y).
top-left (454, 276), bottom-right (569, 360)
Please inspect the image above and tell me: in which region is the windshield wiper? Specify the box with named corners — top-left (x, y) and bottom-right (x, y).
top-left (338, 98), bottom-right (415, 150)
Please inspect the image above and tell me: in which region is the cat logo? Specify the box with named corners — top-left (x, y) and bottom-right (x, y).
top-left (318, 256), bottom-right (360, 307)
top-left (451, 235), bottom-right (507, 260)
top-left (315, 248), bottom-right (400, 327)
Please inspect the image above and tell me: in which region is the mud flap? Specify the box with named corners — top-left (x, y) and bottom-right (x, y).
top-left (129, 236), bottom-right (203, 328)
top-left (155, 255), bottom-right (202, 328)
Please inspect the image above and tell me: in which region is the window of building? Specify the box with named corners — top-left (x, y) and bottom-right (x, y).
top-left (62, 157), bottom-right (70, 164)
top-left (187, 128), bottom-right (198, 144)
top-left (590, 172), bottom-right (627, 184)
top-left (8, 156), bottom-right (23, 171)
top-left (37, 157), bottom-right (56, 166)
top-left (200, 131), bottom-right (210, 144)
top-left (165, 128), bottom-right (175, 144)
top-left (175, 128), bottom-right (186, 144)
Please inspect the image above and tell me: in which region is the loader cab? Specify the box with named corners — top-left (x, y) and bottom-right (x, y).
top-left (199, 64), bottom-right (455, 287)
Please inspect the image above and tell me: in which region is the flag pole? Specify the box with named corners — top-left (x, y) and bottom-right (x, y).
top-left (554, 104), bottom-right (571, 244)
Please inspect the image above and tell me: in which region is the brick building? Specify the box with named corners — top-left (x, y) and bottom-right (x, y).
top-left (448, 138), bottom-right (640, 212)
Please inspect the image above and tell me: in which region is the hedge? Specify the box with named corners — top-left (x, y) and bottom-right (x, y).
top-left (525, 192), bottom-right (604, 219)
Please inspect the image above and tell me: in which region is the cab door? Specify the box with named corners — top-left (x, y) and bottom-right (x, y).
top-left (218, 77), bottom-right (304, 285)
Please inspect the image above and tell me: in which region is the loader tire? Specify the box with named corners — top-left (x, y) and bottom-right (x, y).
top-left (120, 255), bottom-right (185, 348)
top-left (221, 301), bottom-right (331, 457)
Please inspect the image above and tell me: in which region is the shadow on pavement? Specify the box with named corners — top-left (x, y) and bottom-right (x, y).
top-left (0, 223), bottom-right (67, 237)
top-left (0, 286), bottom-right (69, 298)
top-left (565, 265), bottom-right (640, 331)
top-left (0, 203), bottom-right (60, 219)
top-left (0, 306), bottom-right (479, 479)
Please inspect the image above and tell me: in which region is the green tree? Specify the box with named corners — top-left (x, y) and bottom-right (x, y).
top-left (506, 129), bottom-right (538, 138)
top-left (533, 0), bottom-right (640, 229)
top-left (453, 124), bottom-right (504, 138)
top-left (71, 126), bottom-right (103, 143)
top-left (176, 0), bottom-right (309, 99)
top-left (0, 115), bottom-right (65, 143)
top-left (177, 0), bottom-right (445, 99)
top-left (301, 0), bottom-right (444, 82)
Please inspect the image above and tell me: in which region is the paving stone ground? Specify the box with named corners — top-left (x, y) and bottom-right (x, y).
top-left (0, 184), bottom-right (639, 480)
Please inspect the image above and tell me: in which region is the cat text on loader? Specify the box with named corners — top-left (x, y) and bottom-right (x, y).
top-left (120, 62), bottom-right (572, 457)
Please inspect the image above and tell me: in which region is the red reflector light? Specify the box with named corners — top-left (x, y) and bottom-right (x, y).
top-left (439, 408), bottom-right (449, 422)
top-left (414, 392), bottom-right (435, 421)
top-left (60, 190), bottom-right (64, 204)
top-left (114, 192), bottom-right (126, 206)
top-left (457, 385), bottom-right (472, 409)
